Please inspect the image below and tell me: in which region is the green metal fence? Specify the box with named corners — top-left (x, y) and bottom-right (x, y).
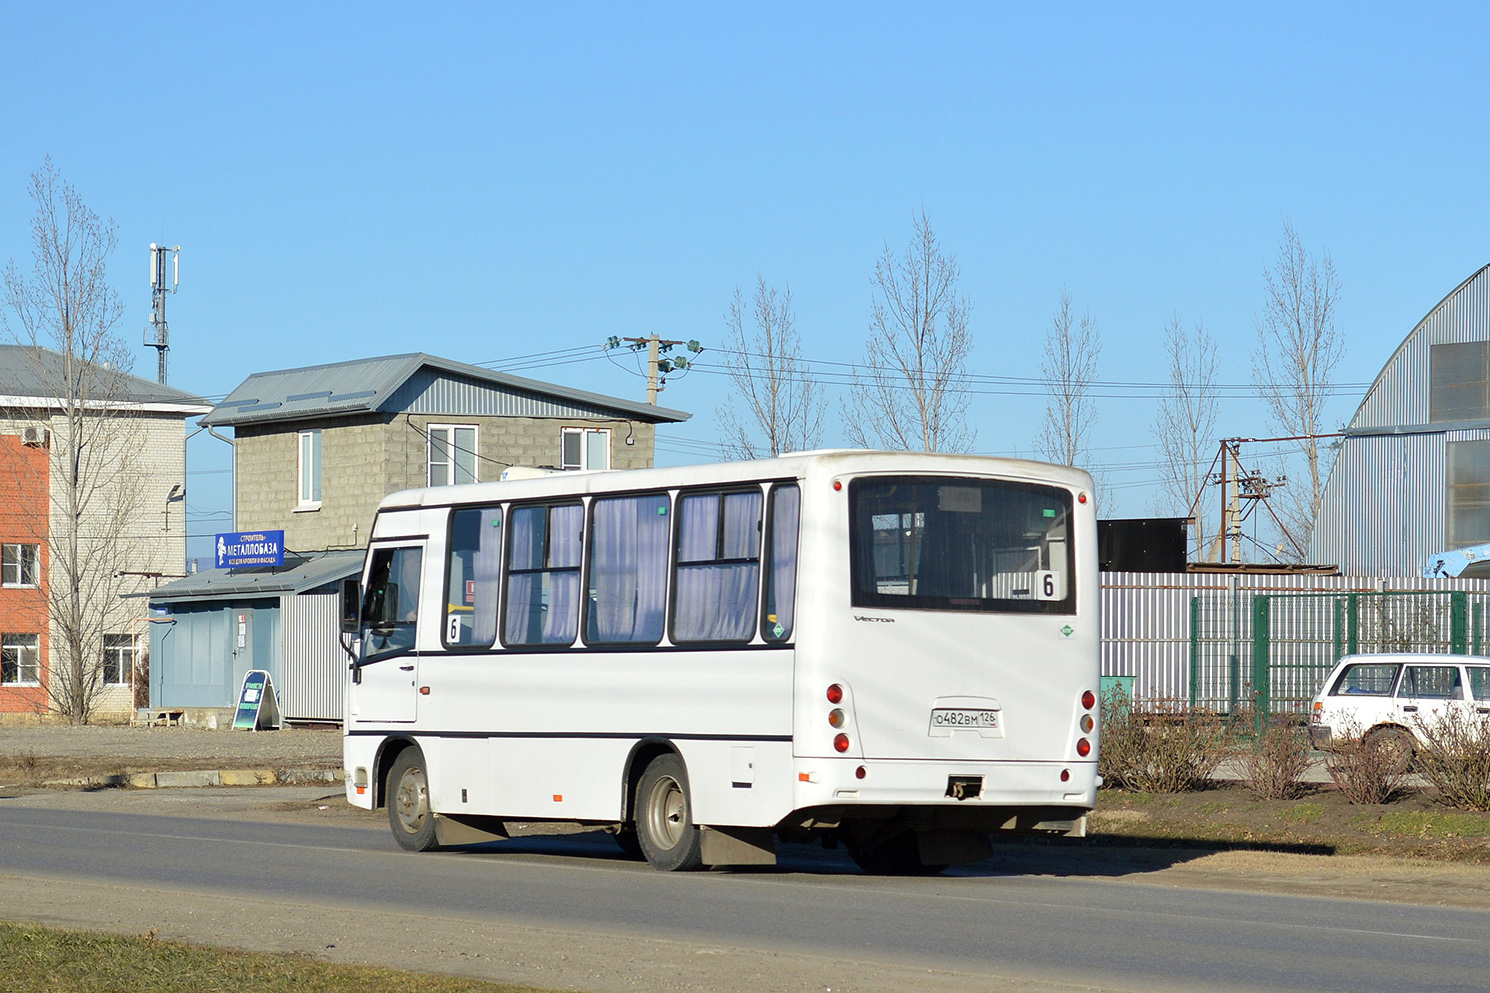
top-left (1189, 589), bottom-right (1490, 717)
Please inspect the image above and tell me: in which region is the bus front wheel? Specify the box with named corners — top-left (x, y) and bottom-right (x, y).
top-left (635, 753), bottom-right (704, 871)
top-left (387, 747), bottom-right (441, 852)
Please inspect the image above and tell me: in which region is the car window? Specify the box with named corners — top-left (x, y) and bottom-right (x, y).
top-left (1398, 665), bottom-right (1463, 700)
top-left (1469, 667), bottom-right (1490, 701)
top-left (1331, 663), bottom-right (1400, 696)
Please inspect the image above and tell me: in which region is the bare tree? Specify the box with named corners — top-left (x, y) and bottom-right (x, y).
top-left (1036, 290), bottom-right (1106, 500)
top-left (1152, 314), bottom-right (1219, 542)
top-left (2, 159), bottom-right (146, 724)
top-left (716, 275), bottom-right (826, 459)
top-left (1253, 221), bottom-right (1344, 551)
top-left (843, 209), bottom-right (974, 452)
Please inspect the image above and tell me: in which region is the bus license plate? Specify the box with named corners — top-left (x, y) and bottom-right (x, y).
top-left (929, 708), bottom-right (1001, 736)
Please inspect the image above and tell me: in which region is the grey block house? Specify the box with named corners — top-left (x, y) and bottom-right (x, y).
top-left (146, 353), bottom-right (689, 723)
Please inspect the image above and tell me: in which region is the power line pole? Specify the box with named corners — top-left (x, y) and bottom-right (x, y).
top-left (606, 333), bottom-right (704, 404)
top-left (145, 243), bottom-right (180, 385)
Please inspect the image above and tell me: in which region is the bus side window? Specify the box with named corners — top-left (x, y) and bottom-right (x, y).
top-left (763, 484), bottom-right (800, 642)
top-left (673, 489), bottom-right (762, 643)
top-left (586, 493), bottom-right (669, 645)
top-left (504, 503), bottom-right (583, 646)
top-left (445, 506), bottom-right (502, 648)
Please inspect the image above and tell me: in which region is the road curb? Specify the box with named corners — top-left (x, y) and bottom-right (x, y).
top-left (41, 768), bottom-right (344, 789)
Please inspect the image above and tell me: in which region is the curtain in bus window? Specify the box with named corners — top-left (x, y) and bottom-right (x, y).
top-left (587, 494), bottom-right (669, 643)
top-left (764, 484), bottom-right (800, 642)
top-left (504, 504), bottom-right (582, 646)
top-left (447, 507), bottom-right (503, 647)
top-left (674, 491), bottom-right (762, 642)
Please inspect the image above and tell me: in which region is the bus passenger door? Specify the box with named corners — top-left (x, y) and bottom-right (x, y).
top-left (351, 544), bottom-right (424, 724)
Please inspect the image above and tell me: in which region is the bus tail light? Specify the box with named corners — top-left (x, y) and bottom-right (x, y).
top-left (828, 708), bottom-right (846, 728)
top-left (1080, 714), bottom-right (1095, 733)
top-left (1081, 690), bottom-right (1096, 710)
top-left (826, 683), bottom-right (843, 704)
top-left (1060, 769), bottom-right (1070, 782)
top-left (833, 733), bottom-right (850, 753)
top-left (1076, 738), bottom-right (1091, 757)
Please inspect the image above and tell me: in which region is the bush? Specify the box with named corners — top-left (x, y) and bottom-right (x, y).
top-left (1237, 716), bottom-right (1312, 800)
top-left (1411, 708), bottom-right (1490, 812)
top-left (1100, 696), bottom-right (1230, 793)
top-left (1324, 718), bottom-right (1410, 804)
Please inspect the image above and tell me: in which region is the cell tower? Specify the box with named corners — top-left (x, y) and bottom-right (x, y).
top-left (145, 243), bottom-right (180, 384)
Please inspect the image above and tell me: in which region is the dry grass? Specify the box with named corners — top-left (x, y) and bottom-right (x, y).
top-left (1237, 717), bottom-right (1313, 801)
top-left (1099, 696), bottom-right (1231, 793)
top-left (1411, 709), bottom-right (1490, 812)
top-left (1323, 719), bottom-right (1410, 805)
top-left (0, 920), bottom-right (553, 993)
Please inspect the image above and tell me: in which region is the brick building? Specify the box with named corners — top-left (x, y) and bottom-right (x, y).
top-left (201, 352), bottom-right (690, 552)
top-left (0, 433), bottom-right (49, 714)
top-left (0, 345), bottom-right (212, 719)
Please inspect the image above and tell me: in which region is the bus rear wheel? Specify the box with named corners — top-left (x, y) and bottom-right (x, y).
top-left (635, 753), bottom-right (703, 871)
top-left (848, 830), bottom-right (948, 876)
top-left (387, 747), bottom-right (441, 852)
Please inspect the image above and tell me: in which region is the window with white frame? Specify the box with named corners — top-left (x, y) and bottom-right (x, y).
top-left (298, 429), bottom-right (322, 508)
top-left (1, 633), bottom-right (40, 685)
top-left (1, 544), bottom-right (39, 587)
top-left (428, 425), bottom-right (478, 486)
top-left (102, 633), bottom-right (136, 686)
top-left (561, 427), bottom-right (610, 471)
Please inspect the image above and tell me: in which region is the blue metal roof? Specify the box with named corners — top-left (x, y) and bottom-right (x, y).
top-left (135, 550), bottom-right (366, 603)
top-left (200, 352), bottom-right (690, 427)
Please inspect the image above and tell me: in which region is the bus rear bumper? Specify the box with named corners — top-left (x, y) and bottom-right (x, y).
top-left (792, 757), bottom-right (1097, 813)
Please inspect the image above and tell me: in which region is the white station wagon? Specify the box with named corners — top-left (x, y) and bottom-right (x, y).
top-left (1309, 653), bottom-right (1490, 764)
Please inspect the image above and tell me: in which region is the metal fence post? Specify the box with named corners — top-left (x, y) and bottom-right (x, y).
top-left (1347, 593), bottom-right (1359, 655)
top-left (1476, 601), bottom-right (1485, 657)
top-left (1252, 595), bottom-right (1271, 732)
top-left (1189, 595), bottom-right (1200, 711)
top-left (1452, 591), bottom-right (1468, 654)
top-left (1333, 597), bottom-right (1345, 661)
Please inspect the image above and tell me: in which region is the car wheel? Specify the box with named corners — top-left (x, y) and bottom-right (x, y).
top-left (1365, 726), bottom-right (1415, 775)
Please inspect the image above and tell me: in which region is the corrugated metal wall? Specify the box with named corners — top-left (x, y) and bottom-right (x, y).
top-left (281, 593), bottom-right (345, 721)
top-left (392, 369), bottom-right (624, 420)
top-left (1352, 264), bottom-right (1490, 429)
top-left (1309, 264), bottom-right (1490, 570)
top-left (1101, 571), bottom-right (1490, 708)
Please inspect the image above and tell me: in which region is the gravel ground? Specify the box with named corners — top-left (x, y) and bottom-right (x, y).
top-left (0, 724), bottom-right (343, 780)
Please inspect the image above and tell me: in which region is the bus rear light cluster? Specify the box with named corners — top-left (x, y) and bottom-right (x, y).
top-left (1075, 688), bottom-right (1095, 758)
top-left (833, 733), bottom-right (851, 753)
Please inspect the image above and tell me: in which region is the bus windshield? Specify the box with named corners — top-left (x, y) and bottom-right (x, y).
top-left (849, 475), bottom-right (1074, 613)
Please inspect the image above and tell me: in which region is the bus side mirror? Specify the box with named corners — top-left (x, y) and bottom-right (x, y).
top-left (340, 578), bottom-right (361, 635)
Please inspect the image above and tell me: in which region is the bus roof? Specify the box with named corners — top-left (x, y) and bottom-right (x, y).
top-left (374, 450), bottom-right (1095, 514)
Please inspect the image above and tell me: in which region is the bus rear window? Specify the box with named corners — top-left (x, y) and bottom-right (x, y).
top-left (849, 476), bottom-right (1074, 613)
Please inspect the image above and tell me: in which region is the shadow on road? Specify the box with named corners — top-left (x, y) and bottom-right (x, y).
top-left (430, 828), bottom-right (1335, 879)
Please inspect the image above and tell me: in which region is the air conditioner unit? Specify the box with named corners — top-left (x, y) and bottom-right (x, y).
top-left (21, 425), bottom-right (48, 447)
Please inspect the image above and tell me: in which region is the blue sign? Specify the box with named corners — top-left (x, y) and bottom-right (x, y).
top-left (215, 530), bottom-right (285, 569)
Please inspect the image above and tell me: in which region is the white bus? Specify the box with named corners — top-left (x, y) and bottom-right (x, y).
top-left (340, 450), bottom-right (1099, 873)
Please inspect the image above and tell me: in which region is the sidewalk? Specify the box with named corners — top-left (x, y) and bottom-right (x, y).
top-left (0, 724), bottom-right (343, 790)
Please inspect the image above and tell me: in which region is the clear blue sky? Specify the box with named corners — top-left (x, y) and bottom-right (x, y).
top-left (4, 3), bottom-right (1488, 562)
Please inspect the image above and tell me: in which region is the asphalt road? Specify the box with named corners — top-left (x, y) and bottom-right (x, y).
top-left (1, 797), bottom-right (1487, 993)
